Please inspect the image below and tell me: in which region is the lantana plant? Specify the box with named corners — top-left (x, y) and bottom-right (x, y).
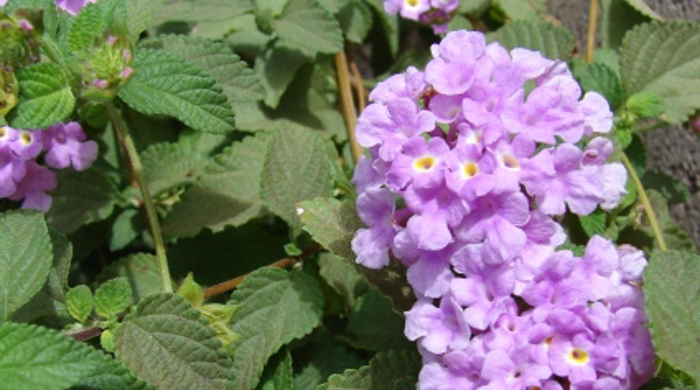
top-left (0, 1), bottom-right (699, 390)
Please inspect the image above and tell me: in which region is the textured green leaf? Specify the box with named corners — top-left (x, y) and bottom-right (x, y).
top-left (10, 62), bottom-right (74, 129)
top-left (318, 253), bottom-right (370, 308)
top-left (142, 142), bottom-right (207, 195)
top-left (641, 170), bottom-right (690, 205)
top-left (0, 210), bottom-right (52, 320)
top-left (579, 208), bottom-right (607, 238)
top-left (273, 0), bottom-right (344, 57)
top-left (572, 61), bottom-right (624, 108)
top-left (645, 251), bottom-right (700, 385)
top-left (448, 14), bottom-right (473, 32)
top-left (46, 169), bottom-right (118, 234)
top-left (620, 22), bottom-right (700, 123)
top-left (256, 43), bottom-right (307, 109)
top-left (364, 0), bottom-right (398, 57)
top-left (256, 350), bottom-right (294, 390)
top-left (344, 288), bottom-right (411, 352)
top-left (317, 350), bottom-right (421, 390)
top-left (94, 277), bottom-right (133, 319)
top-left (228, 268), bottom-right (324, 390)
top-left (600, 0), bottom-right (648, 50)
top-left (260, 125), bottom-right (334, 235)
top-left (118, 49), bottom-right (236, 134)
top-left (69, 347), bottom-right (154, 390)
top-left (0, 322), bottom-right (104, 390)
top-left (299, 198), bottom-right (361, 262)
top-left (97, 253), bottom-right (167, 302)
top-left (154, 35), bottom-right (264, 102)
top-left (66, 285), bottom-right (94, 323)
top-left (114, 293), bottom-right (236, 390)
top-left (487, 21), bottom-right (576, 61)
top-left (126, 0), bottom-right (166, 42)
top-left (162, 132), bottom-right (269, 238)
top-left (67, 2), bottom-right (109, 53)
top-left (493, 0), bottom-right (547, 21)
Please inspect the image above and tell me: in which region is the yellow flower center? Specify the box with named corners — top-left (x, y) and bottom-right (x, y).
top-left (568, 348), bottom-right (589, 365)
top-left (405, 0), bottom-right (419, 6)
top-left (20, 131), bottom-right (33, 145)
top-left (0, 127), bottom-right (6, 139)
top-left (501, 153), bottom-right (520, 171)
top-left (463, 162), bottom-right (478, 179)
top-left (413, 156), bottom-right (436, 172)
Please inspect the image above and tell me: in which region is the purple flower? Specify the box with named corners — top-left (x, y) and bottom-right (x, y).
top-left (9, 130), bottom-right (43, 161)
top-left (386, 136), bottom-right (449, 192)
top-left (352, 188), bottom-right (398, 269)
top-left (479, 348), bottom-right (551, 390)
top-left (405, 296), bottom-right (470, 354)
top-left (55, 0), bottom-right (98, 15)
top-left (425, 31), bottom-right (486, 95)
top-left (43, 122), bottom-right (98, 171)
top-left (369, 66), bottom-right (427, 104)
top-left (9, 161), bottom-right (57, 212)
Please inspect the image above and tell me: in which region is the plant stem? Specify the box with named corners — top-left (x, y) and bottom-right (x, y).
top-left (621, 152), bottom-right (667, 252)
top-left (348, 59), bottom-right (367, 113)
top-left (335, 50), bottom-right (363, 164)
top-left (63, 326), bottom-right (102, 342)
top-left (586, 0), bottom-right (599, 64)
top-left (106, 102), bottom-right (173, 293)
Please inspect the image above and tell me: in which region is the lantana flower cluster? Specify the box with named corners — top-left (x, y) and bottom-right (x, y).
top-left (0, 122), bottom-right (98, 212)
top-left (384, 0), bottom-right (459, 34)
top-left (352, 30), bottom-right (655, 389)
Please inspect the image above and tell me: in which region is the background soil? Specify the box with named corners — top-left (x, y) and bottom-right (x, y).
top-left (547, 0), bottom-right (700, 246)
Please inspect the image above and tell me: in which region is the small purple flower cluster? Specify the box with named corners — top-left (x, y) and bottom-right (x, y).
top-left (0, 122), bottom-right (98, 212)
top-left (384, 0), bottom-right (459, 34)
top-left (352, 31), bottom-right (655, 389)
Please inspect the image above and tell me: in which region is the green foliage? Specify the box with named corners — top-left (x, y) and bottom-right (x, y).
top-left (492, 0), bottom-right (547, 21)
top-left (66, 285), bottom-right (93, 323)
top-left (109, 209), bottom-right (142, 251)
top-left (0, 210), bottom-right (52, 320)
top-left (114, 293), bottom-right (237, 390)
top-left (46, 169), bottom-right (119, 234)
top-left (228, 268), bottom-right (324, 390)
top-left (67, 2), bottom-right (110, 53)
top-left (260, 125), bottom-right (335, 236)
top-left (0, 322), bottom-right (104, 390)
top-left (256, 349), bottom-right (295, 390)
top-left (9, 62), bottom-right (74, 128)
top-left (126, 0), bottom-right (166, 42)
top-left (255, 44), bottom-right (308, 109)
top-left (344, 288), bottom-right (412, 352)
top-left (273, 0), bottom-right (344, 58)
top-left (645, 251), bottom-right (700, 385)
top-left (318, 253), bottom-right (370, 308)
top-left (579, 208), bottom-right (607, 238)
top-left (141, 141), bottom-right (206, 195)
top-left (626, 91), bottom-right (665, 120)
top-left (118, 48), bottom-right (237, 134)
top-left (334, 0), bottom-right (373, 44)
top-left (317, 350), bottom-right (421, 390)
top-left (487, 21), bottom-right (576, 61)
top-left (96, 253), bottom-right (167, 302)
top-left (94, 277), bottom-right (132, 319)
top-left (572, 61), bottom-right (624, 109)
top-left (620, 22), bottom-right (700, 124)
top-left (299, 197), bottom-right (362, 262)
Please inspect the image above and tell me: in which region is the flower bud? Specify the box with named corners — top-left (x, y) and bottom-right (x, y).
top-left (79, 35), bottom-right (136, 102)
top-left (626, 91), bottom-right (665, 120)
top-left (0, 69), bottom-right (18, 117)
top-left (0, 13), bottom-right (40, 70)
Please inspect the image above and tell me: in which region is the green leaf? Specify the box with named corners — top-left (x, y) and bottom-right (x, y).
top-left (645, 251), bottom-right (700, 385)
top-left (109, 208), bottom-right (142, 251)
top-left (66, 285), bottom-right (94, 322)
top-left (579, 208), bottom-right (607, 238)
top-left (623, 0), bottom-right (662, 20)
top-left (634, 190), bottom-right (696, 253)
top-left (157, 35), bottom-right (265, 102)
top-left (0, 210), bottom-right (52, 320)
top-left (337, 0), bottom-right (372, 44)
top-left (94, 277), bottom-right (133, 319)
top-left (260, 125), bottom-right (334, 235)
top-left (149, 0), bottom-right (254, 25)
top-left (255, 43), bottom-right (307, 109)
top-left (69, 347), bottom-right (154, 390)
top-left (641, 170), bottom-right (690, 205)
top-left (9, 62), bottom-right (74, 129)
top-left (162, 132), bottom-right (269, 238)
top-left (344, 288), bottom-right (411, 352)
top-left (142, 142), bottom-right (207, 195)
top-left (487, 21), bottom-right (576, 61)
top-left (126, 0), bottom-right (167, 42)
top-left (293, 330), bottom-right (366, 390)
top-left (600, 0), bottom-right (648, 50)
top-left (118, 48), bottom-right (236, 134)
top-left (571, 61), bottom-right (624, 108)
top-left (0, 322), bottom-right (104, 390)
top-left (317, 350), bottom-right (420, 390)
top-left (364, 0), bottom-right (398, 57)
top-left (273, 0), bottom-right (344, 57)
top-left (256, 349), bottom-right (294, 390)
top-left (46, 169), bottom-right (118, 234)
top-left (448, 14), bottom-right (473, 32)
top-left (97, 253), bottom-right (167, 302)
top-left (114, 293), bottom-right (236, 390)
top-left (626, 90), bottom-right (665, 119)
top-left (493, 0), bottom-right (547, 21)
top-left (620, 22), bottom-right (700, 124)
top-left (299, 198), bottom-right (361, 262)
top-left (67, 2), bottom-right (109, 53)
top-left (228, 268), bottom-right (324, 390)
top-left (318, 253), bottom-right (370, 308)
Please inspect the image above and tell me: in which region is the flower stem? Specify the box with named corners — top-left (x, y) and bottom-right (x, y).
top-left (586, 0), bottom-right (599, 64)
top-left (621, 152), bottom-right (667, 252)
top-left (335, 50), bottom-right (363, 164)
top-left (106, 102), bottom-right (173, 292)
